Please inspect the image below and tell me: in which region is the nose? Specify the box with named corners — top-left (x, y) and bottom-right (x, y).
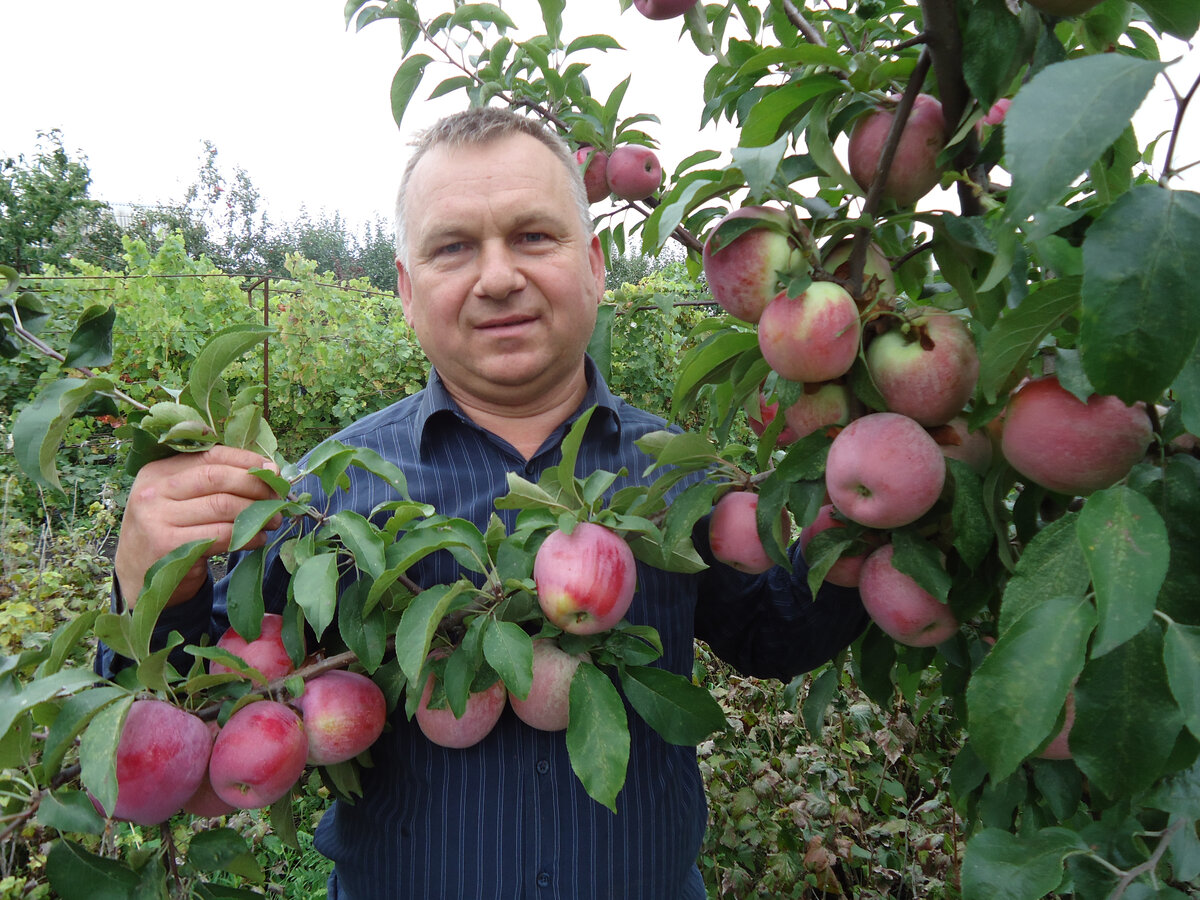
top-left (473, 240), bottom-right (527, 300)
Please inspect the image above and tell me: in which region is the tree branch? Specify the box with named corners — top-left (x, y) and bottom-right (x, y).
top-left (1160, 69), bottom-right (1200, 187)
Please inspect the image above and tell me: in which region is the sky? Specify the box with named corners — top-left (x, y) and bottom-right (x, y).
top-left (1, 1), bottom-right (1196, 233)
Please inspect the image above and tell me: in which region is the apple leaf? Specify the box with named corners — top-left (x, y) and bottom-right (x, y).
top-left (12, 376), bottom-right (118, 496)
top-left (961, 828), bottom-right (1087, 900)
top-left (619, 664), bottom-right (726, 746)
top-left (77, 694), bottom-right (134, 820)
top-left (998, 514), bottom-right (1090, 636)
top-left (36, 790), bottom-right (106, 836)
top-left (1164, 622), bottom-right (1200, 741)
top-left (186, 324), bottom-right (272, 428)
top-left (1076, 485), bottom-right (1170, 657)
top-left (337, 580), bottom-right (389, 675)
top-left (390, 54), bottom-right (433, 130)
top-left (394, 582), bottom-right (472, 688)
top-left (61, 304), bottom-right (115, 369)
top-left (566, 662), bottom-right (629, 814)
top-left (1080, 186), bottom-right (1200, 403)
top-left (1005, 54), bottom-right (1164, 221)
top-left (946, 459), bottom-right (993, 570)
top-left (482, 621), bottom-right (534, 702)
top-left (966, 594), bottom-right (1095, 782)
top-left (291, 552), bottom-right (340, 642)
top-left (1072, 624), bottom-right (1184, 799)
top-left (131, 539), bottom-right (214, 662)
top-left (1136, 0), bottom-right (1200, 39)
top-left (46, 839), bottom-right (148, 900)
top-left (227, 547), bottom-right (267, 643)
top-left (186, 828), bottom-right (264, 883)
top-left (976, 278), bottom-right (1080, 405)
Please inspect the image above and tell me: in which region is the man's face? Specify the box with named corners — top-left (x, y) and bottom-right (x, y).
top-left (396, 133), bottom-right (605, 411)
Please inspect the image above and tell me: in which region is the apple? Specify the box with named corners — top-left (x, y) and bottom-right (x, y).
top-left (757, 282), bottom-right (862, 383)
top-left (1000, 375), bottom-right (1152, 495)
top-left (109, 699), bottom-right (213, 826)
top-left (848, 94), bottom-right (947, 207)
top-left (865, 312), bottom-right (980, 426)
top-left (606, 145), bottom-right (662, 201)
top-left (183, 720), bottom-right (236, 818)
top-left (859, 544), bottom-right (959, 647)
top-left (416, 673), bottom-right (507, 749)
top-left (296, 669), bottom-right (388, 766)
top-left (798, 504), bottom-right (877, 588)
top-left (574, 146), bottom-right (610, 204)
top-left (783, 382), bottom-right (855, 441)
top-left (980, 98), bottom-right (1011, 127)
top-left (632, 0), bottom-right (697, 19)
top-left (703, 206), bottom-right (803, 324)
top-left (534, 522), bottom-right (637, 635)
top-left (825, 412), bottom-right (946, 529)
top-left (208, 700), bottom-right (308, 810)
top-left (1038, 692), bottom-right (1076, 760)
top-left (932, 416), bottom-right (994, 475)
top-left (747, 389), bottom-right (800, 446)
top-left (509, 639), bottom-right (587, 732)
top-left (709, 490), bottom-right (791, 575)
top-left (1025, 0), bottom-right (1102, 16)
top-left (210, 612), bottom-right (298, 684)
top-left (821, 238), bottom-right (896, 314)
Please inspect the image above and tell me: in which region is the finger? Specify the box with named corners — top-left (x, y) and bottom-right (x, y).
top-left (161, 461), bottom-right (282, 505)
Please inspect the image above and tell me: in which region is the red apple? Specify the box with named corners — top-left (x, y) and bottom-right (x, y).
top-left (1000, 375), bottom-right (1152, 495)
top-left (210, 612), bottom-right (298, 685)
top-left (208, 700), bottom-right (308, 810)
top-left (183, 721), bottom-right (236, 818)
top-left (981, 98), bottom-right (1011, 127)
top-left (1026, 0), bottom-right (1102, 15)
top-left (757, 282), bottom-right (862, 383)
top-left (865, 312), bottom-right (980, 426)
top-left (848, 94), bottom-right (947, 207)
top-left (574, 146), bottom-right (610, 204)
top-left (821, 238), bottom-right (896, 314)
top-left (508, 639), bottom-right (587, 732)
top-left (798, 504), bottom-right (877, 588)
top-left (703, 206), bottom-right (803, 324)
top-left (709, 491), bottom-right (790, 575)
top-left (296, 669), bottom-right (388, 766)
top-left (416, 673), bottom-right (507, 749)
top-left (932, 417), bottom-right (994, 475)
top-left (825, 412), bottom-right (946, 529)
top-left (1039, 692), bottom-right (1076, 760)
top-left (632, 0), bottom-right (697, 19)
top-left (534, 522), bottom-right (637, 635)
top-left (859, 544), bottom-right (959, 647)
top-left (747, 389), bottom-right (800, 446)
top-left (783, 382), bottom-right (855, 441)
top-left (108, 699), bottom-right (213, 826)
top-left (606, 145), bottom-right (662, 201)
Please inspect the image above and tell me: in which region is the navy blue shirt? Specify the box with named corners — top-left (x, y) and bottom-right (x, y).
top-left (99, 362), bottom-right (866, 899)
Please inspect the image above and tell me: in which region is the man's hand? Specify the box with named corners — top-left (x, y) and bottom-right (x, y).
top-left (114, 445), bottom-right (284, 607)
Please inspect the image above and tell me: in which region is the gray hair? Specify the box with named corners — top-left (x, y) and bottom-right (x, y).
top-left (394, 106), bottom-right (593, 266)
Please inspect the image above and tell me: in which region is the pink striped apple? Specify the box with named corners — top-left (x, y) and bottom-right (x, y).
top-left (535, 522), bottom-right (637, 635)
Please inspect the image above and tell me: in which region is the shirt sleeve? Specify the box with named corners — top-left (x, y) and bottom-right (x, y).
top-left (692, 516), bottom-right (870, 681)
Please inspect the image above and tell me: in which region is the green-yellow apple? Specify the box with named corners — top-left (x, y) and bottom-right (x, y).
top-left (848, 94), bottom-right (946, 207)
top-left (109, 699), bottom-right (213, 826)
top-left (208, 700), bottom-right (308, 810)
top-left (821, 238), bottom-right (896, 315)
top-left (210, 612), bottom-right (298, 685)
top-left (825, 412), bottom-right (946, 529)
top-left (606, 145), bottom-right (662, 201)
top-left (535, 522), bottom-right (637, 635)
top-left (296, 669), bottom-right (388, 766)
top-left (757, 282), bottom-right (861, 383)
top-left (709, 490), bottom-right (791, 574)
top-left (703, 206), bottom-right (803, 324)
top-left (509, 639), bottom-right (587, 732)
top-left (859, 544), bottom-right (958, 647)
top-left (1000, 375), bottom-right (1152, 495)
top-left (574, 146), bottom-right (610, 204)
top-left (865, 312), bottom-right (979, 426)
top-left (416, 673), bottom-right (507, 749)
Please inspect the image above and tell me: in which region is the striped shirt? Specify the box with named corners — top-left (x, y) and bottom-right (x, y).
top-left (100, 361), bottom-right (867, 899)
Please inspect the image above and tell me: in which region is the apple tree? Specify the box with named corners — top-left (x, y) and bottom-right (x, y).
top-left (3, 0), bottom-right (1200, 896)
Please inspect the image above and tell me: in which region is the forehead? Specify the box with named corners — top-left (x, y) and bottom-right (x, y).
top-left (405, 134), bottom-right (575, 231)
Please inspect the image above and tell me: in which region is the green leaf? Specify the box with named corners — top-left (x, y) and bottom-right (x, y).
top-left (1076, 485), bottom-right (1170, 656)
top-left (976, 278), bottom-right (1080, 404)
top-left (227, 547), bottom-right (267, 642)
top-left (800, 665), bottom-right (839, 739)
top-left (78, 695), bottom-right (134, 819)
top-left (482, 620), bottom-right (533, 700)
top-left (46, 840), bottom-right (145, 900)
top-left (132, 539), bottom-right (214, 661)
top-left (390, 54), bottom-right (434, 130)
top-left (946, 458), bottom-right (993, 569)
top-left (395, 583), bottom-right (470, 686)
top-left (337, 579), bottom-right (389, 674)
top-left (966, 594), bottom-right (1095, 781)
top-left (62, 304), bottom-right (116, 369)
top-left (187, 324), bottom-right (272, 427)
top-left (328, 510), bottom-right (388, 581)
top-left (12, 376), bottom-right (117, 495)
top-left (1005, 55), bottom-right (1165, 221)
top-left (228, 499), bottom-right (290, 554)
top-left (42, 686), bottom-right (127, 778)
top-left (1137, 0), bottom-right (1200, 39)
top-left (961, 0), bottom-right (1027, 107)
top-left (671, 328), bottom-right (759, 418)
top-left (961, 828), bottom-right (1086, 900)
top-left (587, 304), bottom-right (615, 383)
top-left (187, 828), bottom-right (264, 882)
top-left (1164, 622), bottom-right (1200, 741)
top-left (732, 135), bottom-right (789, 200)
top-left (36, 789), bottom-right (106, 835)
top-left (1080, 186), bottom-right (1200, 403)
top-left (448, 3), bottom-right (516, 30)
top-left (1073, 624), bottom-right (1184, 798)
top-left (999, 514), bottom-right (1090, 635)
top-left (566, 663), bottom-right (629, 813)
top-left (292, 552), bottom-right (339, 640)
top-left (619, 664), bottom-right (725, 746)
top-left (739, 77), bottom-right (843, 148)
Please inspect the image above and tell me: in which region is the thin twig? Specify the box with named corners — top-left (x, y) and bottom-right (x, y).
top-left (1108, 819), bottom-right (1185, 899)
top-left (780, 0), bottom-right (826, 47)
top-left (1160, 70), bottom-right (1200, 186)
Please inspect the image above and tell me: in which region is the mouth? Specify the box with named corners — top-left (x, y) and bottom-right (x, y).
top-left (477, 314), bottom-right (538, 334)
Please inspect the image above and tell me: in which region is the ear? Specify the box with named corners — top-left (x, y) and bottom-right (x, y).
top-left (396, 258), bottom-right (415, 326)
top-left (587, 234), bottom-right (606, 304)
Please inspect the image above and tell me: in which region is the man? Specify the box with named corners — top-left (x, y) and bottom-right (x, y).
top-left (104, 107), bottom-right (867, 899)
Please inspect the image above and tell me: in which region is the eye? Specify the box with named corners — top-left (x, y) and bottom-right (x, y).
top-left (519, 232), bottom-right (550, 245)
top-left (435, 241), bottom-right (467, 256)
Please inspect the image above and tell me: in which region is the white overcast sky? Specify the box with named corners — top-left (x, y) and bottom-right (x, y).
top-left (1, 1), bottom-right (1196, 231)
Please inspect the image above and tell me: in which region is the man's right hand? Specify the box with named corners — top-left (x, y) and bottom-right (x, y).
top-left (113, 445), bottom-right (284, 608)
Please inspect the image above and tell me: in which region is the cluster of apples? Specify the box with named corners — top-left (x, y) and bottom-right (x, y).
top-left (701, 200), bottom-right (1154, 650)
top-left (101, 614), bottom-right (387, 826)
top-left (575, 145), bottom-right (663, 204)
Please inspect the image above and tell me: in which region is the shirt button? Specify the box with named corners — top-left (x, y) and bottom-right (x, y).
top-left (536, 759), bottom-right (550, 775)
top-left (536, 872), bottom-right (551, 888)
